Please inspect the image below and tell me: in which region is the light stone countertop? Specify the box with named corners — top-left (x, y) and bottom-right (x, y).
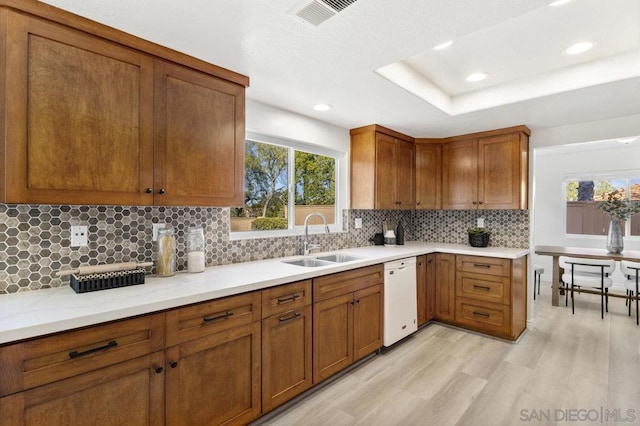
top-left (0, 242), bottom-right (529, 345)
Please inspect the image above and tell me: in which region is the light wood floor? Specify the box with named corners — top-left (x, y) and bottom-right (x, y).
top-left (258, 285), bottom-right (640, 426)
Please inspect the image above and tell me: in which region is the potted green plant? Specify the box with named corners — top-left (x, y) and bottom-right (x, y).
top-left (467, 227), bottom-right (490, 247)
top-left (597, 189), bottom-right (640, 253)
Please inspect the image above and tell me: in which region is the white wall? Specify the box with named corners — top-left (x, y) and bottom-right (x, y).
top-left (246, 99), bottom-right (350, 152)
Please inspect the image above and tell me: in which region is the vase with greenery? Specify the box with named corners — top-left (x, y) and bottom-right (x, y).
top-left (597, 189), bottom-right (640, 253)
top-left (467, 227), bottom-right (490, 247)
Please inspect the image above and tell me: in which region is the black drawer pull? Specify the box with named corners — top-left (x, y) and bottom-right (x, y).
top-left (473, 311), bottom-right (490, 318)
top-left (203, 311), bottom-right (234, 322)
top-left (472, 263), bottom-right (491, 268)
top-left (279, 312), bottom-right (301, 323)
top-left (277, 294), bottom-right (300, 304)
top-left (473, 285), bottom-right (491, 291)
top-left (69, 340), bottom-right (118, 359)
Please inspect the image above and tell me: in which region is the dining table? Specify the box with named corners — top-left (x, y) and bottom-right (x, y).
top-left (534, 245), bottom-right (640, 306)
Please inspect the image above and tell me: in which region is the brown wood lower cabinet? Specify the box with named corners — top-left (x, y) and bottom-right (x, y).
top-left (165, 292), bottom-right (262, 425)
top-left (0, 352), bottom-right (165, 426)
top-left (313, 265), bottom-right (384, 384)
top-left (434, 253), bottom-right (456, 322)
top-left (454, 255), bottom-right (527, 340)
top-left (165, 322), bottom-right (261, 426)
top-left (261, 280), bottom-right (312, 412)
top-left (417, 254), bottom-right (436, 326)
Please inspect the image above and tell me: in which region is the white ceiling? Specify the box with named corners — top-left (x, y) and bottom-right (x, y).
top-left (41, 0), bottom-right (640, 137)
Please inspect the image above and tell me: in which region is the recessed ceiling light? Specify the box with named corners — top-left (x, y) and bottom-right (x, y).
top-left (466, 72), bottom-right (487, 82)
top-left (549, 0), bottom-right (572, 6)
top-left (617, 137), bottom-right (638, 144)
top-left (313, 104), bottom-right (332, 111)
top-left (564, 41), bottom-right (595, 55)
top-left (433, 40), bottom-right (453, 51)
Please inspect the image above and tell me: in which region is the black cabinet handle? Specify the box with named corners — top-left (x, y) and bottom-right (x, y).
top-left (472, 201), bottom-right (477, 205)
top-left (279, 312), bottom-right (301, 323)
top-left (169, 361), bottom-right (178, 368)
top-left (158, 188), bottom-right (166, 194)
top-left (155, 366), bottom-right (164, 374)
top-left (473, 311), bottom-right (490, 318)
top-left (203, 311), bottom-right (234, 322)
top-left (145, 188), bottom-right (153, 194)
top-left (416, 201), bottom-right (421, 205)
top-left (69, 340), bottom-right (117, 359)
top-left (277, 294), bottom-right (300, 304)
top-left (478, 201), bottom-right (484, 205)
top-left (473, 285), bottom-right (491, 291)
top-left (473, 263), bottom-right (491, 268)
top-left (355, 299), bottom-right (360, 304)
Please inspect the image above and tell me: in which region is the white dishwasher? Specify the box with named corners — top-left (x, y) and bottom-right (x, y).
top-left (383, 257), bottom-right (418, 347)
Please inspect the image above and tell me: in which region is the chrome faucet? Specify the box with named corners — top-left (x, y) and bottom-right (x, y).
top-left (303, 212), bottom-right (330, 255)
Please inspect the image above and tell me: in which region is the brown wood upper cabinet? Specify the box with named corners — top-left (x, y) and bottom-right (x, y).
top-left (350, 125), bottom-right (415, 210)
top-left (415, 143), bottom-right (442, 209)
top-left (442, 130), bottom-right (529, 210)
top-left (0, 4), bottom-right (247, 206)
top-left (154, 61), bottom-right (245, 206)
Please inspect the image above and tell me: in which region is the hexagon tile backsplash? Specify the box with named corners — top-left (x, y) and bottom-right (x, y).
top-left (0, 204), bottom-right (529, 294)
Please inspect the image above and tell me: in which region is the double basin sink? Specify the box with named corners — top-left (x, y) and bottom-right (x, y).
top-left (282, 253), bottom-right (363, 267)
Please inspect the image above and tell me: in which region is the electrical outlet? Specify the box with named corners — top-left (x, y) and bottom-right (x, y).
top-left (354, 218), bottom-right (363, 229)
top-left (152, 223), bottom-right (166, 241)
top-left (477, 218), bottom-right (485, 228)
top-left (70, 225), bottom-right (88, 247)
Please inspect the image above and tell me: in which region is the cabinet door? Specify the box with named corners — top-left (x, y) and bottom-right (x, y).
top-left (353, 284), bottom-right (383, 361)
top-left (313, 293), bottom-right (353, 383)
top-left (0, 352), bottom-right (165, 426)
top-left (416, 255), bottom-right (427, 326)
top-left (165, 322), bottom-right (261, 426)
top-left (426, 254), bottom-right (436, 321)
top-left (442, 139), bottom-right (478, 210)
top-left (434, 253), bottom-right (456, 322)
top-left (154, 60), bottom-right (245, 207)
top-left (396, 139), bottom-right (415, 209)
top-left (415, 144), bottom-right (442, 209)
top-left (3, 12), bottom-right (154, 205)
top-left (374, 133), bottom-right (397, 209)
top-left (262, 305), bottom-right (312, 412)
top-left (477, 133), bottom-right (524, 209)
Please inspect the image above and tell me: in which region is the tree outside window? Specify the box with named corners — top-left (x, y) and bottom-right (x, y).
top-left (231, 140), bottom-right (336, 232)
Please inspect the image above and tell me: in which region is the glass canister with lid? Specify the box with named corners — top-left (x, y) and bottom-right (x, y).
top-left (186, 226), bottom-right (206, 273)
top-left (156, 227), bottom-right (176, 277)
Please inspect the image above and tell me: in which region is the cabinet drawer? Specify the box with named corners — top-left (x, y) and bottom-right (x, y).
top-left (262, 280), bottom-right (312, 318)
top-left (456, 255), bottom-right (511, 277)
top-left (313, 265), bottom-right (384, 302)
top-left (455, 298), bottom-right (511, 337)
top-left (166, 292), bottom-right (261, 346)
top-left (456, 272), bottom-right (511, 305)
top-left (0, 313), bottom-right (165, 397)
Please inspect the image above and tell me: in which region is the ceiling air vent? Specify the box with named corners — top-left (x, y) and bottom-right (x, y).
top-left (291, 0), bottom-right (359, 26)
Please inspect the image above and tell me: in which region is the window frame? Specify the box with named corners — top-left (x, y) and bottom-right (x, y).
top-left (562, 170), bottom-right (640, 239)
top-left (230, 131), bottom-right (345, 240)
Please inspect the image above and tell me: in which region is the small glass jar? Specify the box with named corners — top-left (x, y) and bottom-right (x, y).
top-left (156, 227), bottom-right (176, 277)
top-left (186, 226), bottom-right (205, 273)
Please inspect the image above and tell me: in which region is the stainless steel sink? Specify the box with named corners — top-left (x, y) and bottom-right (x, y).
top-left (316, 254), bottom-right (362, 263)
top-left (282, 258), bottom-right (334, 267)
